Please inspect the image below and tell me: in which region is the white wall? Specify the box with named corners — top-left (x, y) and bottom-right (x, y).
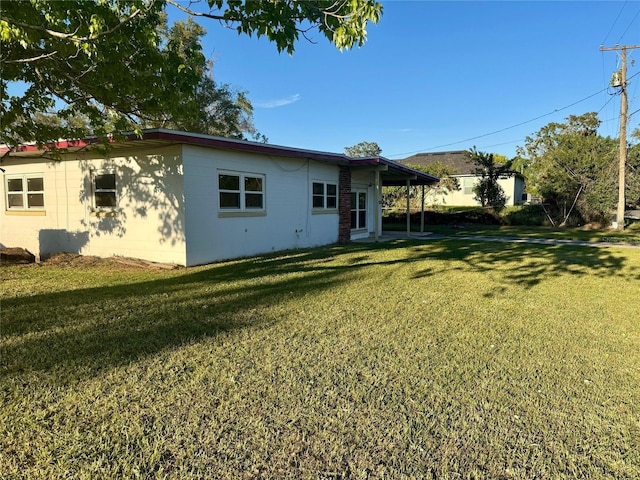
top-left (1, 157), bottom-right (70, 258)
top-left (182, 145), bottom-right (340, 265)
top-left (1, 146), bottom-right (187, 265)
top-left (2, 143), bottom-right (391, 266)
top-left (427, 175), bottom-right (523, 207)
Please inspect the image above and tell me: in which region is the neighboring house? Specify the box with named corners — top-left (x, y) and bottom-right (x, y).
top-left (398, 151), bottom-right (525, 207)
top-left (1, 129), bottom-right (437, 266)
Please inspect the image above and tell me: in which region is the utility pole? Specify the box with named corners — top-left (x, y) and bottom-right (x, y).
top-left (600, 44), bottom-right (640, 231)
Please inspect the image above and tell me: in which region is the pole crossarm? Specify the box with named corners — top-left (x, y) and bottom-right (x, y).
top-left (599, 44), bottom-right (640, 51)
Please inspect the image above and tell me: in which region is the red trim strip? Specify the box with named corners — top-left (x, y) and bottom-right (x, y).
top-left (1, 129), bottom-right (438, 184)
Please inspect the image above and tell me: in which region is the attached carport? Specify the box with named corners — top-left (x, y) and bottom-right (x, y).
top-left (349, 157), bottom-right (439, 241)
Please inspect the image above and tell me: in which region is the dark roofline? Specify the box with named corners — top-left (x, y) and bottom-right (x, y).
top-left (146, 129), bottom-right (355, 164)
top-left (1, 128), bottom-right (352, 165)
top-left (406, 150), bottom-right (468, 156)
top-left (0, 129), bottom-right (438, 184)
top-left (350, 157), bottom-right (439, 185)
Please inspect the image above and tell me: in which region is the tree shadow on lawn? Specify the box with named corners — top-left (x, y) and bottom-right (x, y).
top-left (3, 239), bottom-right (637, 382)
top-left (1, 244), bottom-right (397, 380)
top-left (408, 237), bottom-right (640, 288)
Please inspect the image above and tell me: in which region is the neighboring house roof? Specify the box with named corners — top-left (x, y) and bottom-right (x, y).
top-left (1, 128), bottom-right (439, 186)
top-left (397, 150), bottom-right (523, 179)
top-left (398, 151), bottom-right (474, 175)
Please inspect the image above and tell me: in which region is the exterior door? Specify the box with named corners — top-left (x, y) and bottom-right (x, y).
top-left (350, 190), bottom-right (367, 230)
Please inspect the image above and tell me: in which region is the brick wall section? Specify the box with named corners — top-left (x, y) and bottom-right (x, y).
top-left (338, 166), bottom-right (351, 244)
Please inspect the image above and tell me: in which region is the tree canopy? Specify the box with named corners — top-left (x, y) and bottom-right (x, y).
top-left (145, 18), bottom-right (263, 141)
top-left (167, 0), bottom-right (383, 55)
top-left (344, 141), bottom-right (382, 158)
top-left (1, 0), bottom-right (382, 150)
top-left (517, 113), bottom-right (624, 225)
top-left (1, 0), bottom-right (169, 148)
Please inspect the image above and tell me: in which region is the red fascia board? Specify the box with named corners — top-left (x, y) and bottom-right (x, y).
top-left (1, 131), bottom-right (435, 182)
top-left (0, 138), bottom-right (95, 154)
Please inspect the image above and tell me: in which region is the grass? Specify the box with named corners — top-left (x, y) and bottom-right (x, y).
top-left (2, 239), bottom-right (640, 479)
top-left (384, 221), bottom-right (640, 245)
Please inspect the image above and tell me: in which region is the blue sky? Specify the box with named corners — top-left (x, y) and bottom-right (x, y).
top-left (179, 1), bottom-right (638, 159)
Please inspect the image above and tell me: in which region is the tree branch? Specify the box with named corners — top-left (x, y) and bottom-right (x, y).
top-left (10, 4), bottom-right (147, 44)
top-left (3, 49), bottom-right (59, 64)
top-left (166, 0), bottom-right (224, 20)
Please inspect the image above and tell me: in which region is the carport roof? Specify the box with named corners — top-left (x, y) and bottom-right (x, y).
top-left (349, 157), bottom-right (439, 186)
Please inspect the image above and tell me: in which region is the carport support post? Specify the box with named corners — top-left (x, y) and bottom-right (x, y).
top-left (374, 169), bottom-right (380, 242)
top-left (420, 184), bottom-right (425, 233)
top-left (406, 179), bottom-right (411, 237)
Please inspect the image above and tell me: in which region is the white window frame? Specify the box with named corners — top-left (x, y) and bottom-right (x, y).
top-left (312, 181), bottom-right (338, 210)
top-left (92, 170), bottom-right (118, 210)
top-left (5, 173), bottom-right (45, 211)
top-left (462, 177), bottom-right (475, 196)
top-left (218, 170), bottom-right (265, 213)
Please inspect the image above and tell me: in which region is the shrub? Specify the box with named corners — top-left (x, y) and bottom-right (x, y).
top-left (502, 205), bottom-right (548, 226)
top-left (383, 208), bottom-right (501, 227)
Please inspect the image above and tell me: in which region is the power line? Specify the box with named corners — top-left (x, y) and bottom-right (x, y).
top-left (602, 0), bottom-right (627, 45)
top-left (386, 87), bottom-right (609, 158)
top-left (617, 6), bottom-right (640, 44)
top-left (477, 139), bottom-right (522, 149)
top-left (601, 49), bottom-right (616, 137)
top-left (485, 95), bottom-right (625, 155)
top-left (598, 91), bottom-right (618, 114)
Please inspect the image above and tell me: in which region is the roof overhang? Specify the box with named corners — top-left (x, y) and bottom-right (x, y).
top-left (0, 129), bottom-right (440, 186)
top-left (0, 129), bottom-right (352, 166)
top-left (350, 157), bottom-right (439, 186)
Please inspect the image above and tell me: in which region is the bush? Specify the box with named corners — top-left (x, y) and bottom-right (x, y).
top-left (502, 205), bottom-right (548, 226)
top-left (383, 208), bottom-right (501, 227)
top-left (383, 205), bottom-right (550, 229)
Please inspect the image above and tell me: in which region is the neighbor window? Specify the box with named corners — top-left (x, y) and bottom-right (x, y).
top-left (93, 172), bottom-right (117, 209)
top-left (219, 171), bottom-right (265, 211)
top-left (5, 174), bottom-right (44, 210)
top-left (312, 182), bottom-right (337, 209)
top-left (462, 177), bottom-right (475, 195)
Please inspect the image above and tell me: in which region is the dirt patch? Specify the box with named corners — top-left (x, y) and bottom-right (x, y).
top-left (39, 253), bottom-right (178, 270)
top-left (0, 247), bottom-right (36, 264)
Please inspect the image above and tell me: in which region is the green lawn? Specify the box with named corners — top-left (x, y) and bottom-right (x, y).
top-left (385, 222), bottom-right (640, 245)
top-left (2, 239), bottom-right (640, 479)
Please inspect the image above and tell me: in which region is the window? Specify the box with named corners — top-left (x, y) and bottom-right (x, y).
top-left (93, 172), bottom-right (117, 209)
top-left (462, 177), bottom-right (475, 195)
top-left (312, 182), bottom-right (337, 209)
top-left (5, 174), bottom-right (44, 210)
top-left (350, 190), bottom-right (367, 230)
top-left (219, 172), bottom-right (265, 211)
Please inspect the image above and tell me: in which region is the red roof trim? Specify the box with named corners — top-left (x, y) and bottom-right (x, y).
top-left (0, 129), bottom-right (352, 164)
top-left (2, 138), bottom-right (95, 153)
top-left (0, 129), bottom-right (438, 184)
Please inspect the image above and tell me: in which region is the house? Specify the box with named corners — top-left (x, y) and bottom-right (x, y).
top-left (1, 129), bottom-right (437, 266)
top-left (397, 151), bottom-right (525, 207)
